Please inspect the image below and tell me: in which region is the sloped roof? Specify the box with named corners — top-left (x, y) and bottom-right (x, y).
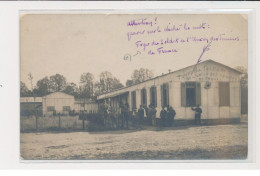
top-left (20, 97), bottom-right (42, 103)
top-left (43, 91), bottom-right (74, 98)
top-left (97, 59), bottom-right (242, 99)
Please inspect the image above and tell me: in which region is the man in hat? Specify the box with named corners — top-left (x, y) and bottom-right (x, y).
top-left (160, 106), bottom-right (167, 127)
top-left (191, 105), bottom-right (202, 125)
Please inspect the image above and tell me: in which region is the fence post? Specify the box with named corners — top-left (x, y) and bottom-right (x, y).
top-left (59, 113), bottom-right (61, 130)
top-left (82, 115), bottom-right (85, 129)
top-left (35, 112), bottom-right (38, 131)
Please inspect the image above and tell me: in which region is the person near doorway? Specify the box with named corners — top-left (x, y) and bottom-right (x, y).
top-left (106, 103), bottom-right (112, 128)
top-left (124, 102), bottom-right (130, 129)
top-left (191, 105), bottom-right (202, 125)
top-left (151, 105), bottom-right (157, 126)
top-left (131, 107), bottom-right (137, 128)
top-left (167, 106), bottom-right (176, 126)
top-left (99, 101), bottom-right (107, 127)
top-left (138, 105), bottom-right (144, 125)
top-left (103, 101), bottom-right (109, 127)
top-left (119, 101), bottom-right (125, 128)
top-left (160, 106), bottom-right (167, 127)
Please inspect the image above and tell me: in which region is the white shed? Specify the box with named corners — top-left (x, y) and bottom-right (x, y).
top-left (42, 92), bottom-right (75, 116)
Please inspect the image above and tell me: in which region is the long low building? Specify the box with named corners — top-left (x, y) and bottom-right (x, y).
top-left (20, 92), bottom-right (98, 116)
top-left (20, 97), bottom-right (43, 116)
top-left (97, 60), bottom-right (242, 124)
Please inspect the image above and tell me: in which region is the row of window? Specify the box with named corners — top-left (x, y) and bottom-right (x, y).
top-left (131, 82), bottom-right (230, 109)
top-left (47, 106), bottom-right (70, 112)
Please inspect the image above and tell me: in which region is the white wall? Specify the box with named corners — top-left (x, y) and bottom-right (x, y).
top-left (98, 60), bottom-right (242, 120)
top-left (42, 92), bottom-right (75, 115)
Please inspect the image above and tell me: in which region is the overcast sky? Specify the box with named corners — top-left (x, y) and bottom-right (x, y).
top-left (20, 14), bottom-right (248, 89)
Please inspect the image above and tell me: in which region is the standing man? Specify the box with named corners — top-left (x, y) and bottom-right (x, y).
top-left (106, 103), bottom-right (112, 128)
top-left (99, 101), bottom-right (107, 127)
top-left (160, 107), bottom-right (167, 127)
top-left (124, 102), bottom-right (130, 129)
top-left (168, 106), bottom-right (176, 126)
top-left (191, 105), bottom-right (202, 125)
top-left (103, 101), bottom-right (109, 127)
top-left (138, 105), bottom-right (144, 125)
top-left (147, 104), bottom-right (152, 125)
top-left (144, 104), bottom-right (149, 120)
top-left (119, 101), bottom-right (125, 128)
top-left (151, 105), bottom-right (157, 126)
top-left (131, 107), bottom-right (137, 127)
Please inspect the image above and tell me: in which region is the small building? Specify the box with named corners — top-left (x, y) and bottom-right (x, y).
top-left (20, 97), bottom-right (43, 116)
top-left (74, 98), bottom-right (99, 114)
top-left (42, 92), bottom-right (75, 116)
top-left (97, 60), bottom-right (242, 124)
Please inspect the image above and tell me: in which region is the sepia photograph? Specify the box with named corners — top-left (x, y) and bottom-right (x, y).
top-left (20, 13), bottom-right (248, 160)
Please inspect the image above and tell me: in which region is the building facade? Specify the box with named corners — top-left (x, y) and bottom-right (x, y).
top-left (21, 93), bottom-right (98, 116)
top-left (42, 92), bottom-right (75, 115)
top-left (20, 97), bottom-right (43, 116)
top-left (74, 98), bottom-right (99, 114)
top-left (97, 60), bottom-right (242, 123)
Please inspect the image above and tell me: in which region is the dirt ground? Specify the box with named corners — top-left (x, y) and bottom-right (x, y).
top-left (20, 122), bottom-right (248, 160)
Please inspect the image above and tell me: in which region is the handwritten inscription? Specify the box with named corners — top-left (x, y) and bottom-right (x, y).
top-left (126, 17), bottom-right (240, 56)
top-left (123, 54), bottom-right (131, 62)
top-left (123, 51), bottom-right (142, 61)
top-left (192, 40), bottom-right (212, 74)
top-left (176, 65), bottom-right (240, 82)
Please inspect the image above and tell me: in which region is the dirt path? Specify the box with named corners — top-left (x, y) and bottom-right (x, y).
top-left (20, 123), bottom-right (248, 160)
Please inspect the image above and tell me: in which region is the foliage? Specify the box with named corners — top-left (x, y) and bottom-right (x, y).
top-left (63, 82), bottom-right (79, 97)
top-left (79, 72), bottom-right (95, 98)
top-left (95, 71), bottom-right (124, 95)
top-left (20, 81), bottom-right (30, 97)
top-left (49, 74), bottom-right (67, 92)
top-left (126, 79), bottom-right (134, 87)
top-left (126, 68), bottom-right (154, 86)
top-left (21, 71), bottom-right (124, 98)
top-left (36, 77), bottom-right (51, 96)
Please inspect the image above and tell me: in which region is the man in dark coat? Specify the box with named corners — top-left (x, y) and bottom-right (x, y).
top-left (160, 107), bottom-right (167, 127)
top-left (138, 105), bottom-right (144, 125)
top-left (99, 102), bottom-right (107, 127)
top-left (124, 102), bottom-right (130, 129)
top-left (167, 106), bottom-right (176, 126)
top-left (150, 105), bottom-right (157, 126)
top-left (119, 101), bottom-right (125, 128)
top-left (191, 105), bottom-right (202, 125)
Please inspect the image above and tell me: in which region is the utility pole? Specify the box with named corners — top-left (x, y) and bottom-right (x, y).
top-left (28, 73), bottom-right (38, 131)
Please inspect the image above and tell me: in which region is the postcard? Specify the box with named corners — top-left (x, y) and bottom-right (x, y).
top-left (20, 13), bottom-right (248, 160)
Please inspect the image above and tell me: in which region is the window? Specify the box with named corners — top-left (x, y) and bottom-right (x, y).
top-left (150, 86), bottom-right (157, 107)
top-left (141, 88), bottom-right (147, 106)
top-left (47, 106), bottom-right (55, 111)
top-left (219, 82), bottom-right (230, 106)
top-left (161, 84), bottom-right (169, 107)
top-left (181, 82), bottom-right (201, 107)
top-left (131, 91), bottom-right (136, 110)
top-left (63, 106), bottom-right (70, 111)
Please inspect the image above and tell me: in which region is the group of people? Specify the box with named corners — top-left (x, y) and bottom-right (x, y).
top-left (134, 104), bottom-right (157, 127)
top-left (99, 100), bottom-right (203, 129)
top-left (159, 106), bottom-right (176, 127)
